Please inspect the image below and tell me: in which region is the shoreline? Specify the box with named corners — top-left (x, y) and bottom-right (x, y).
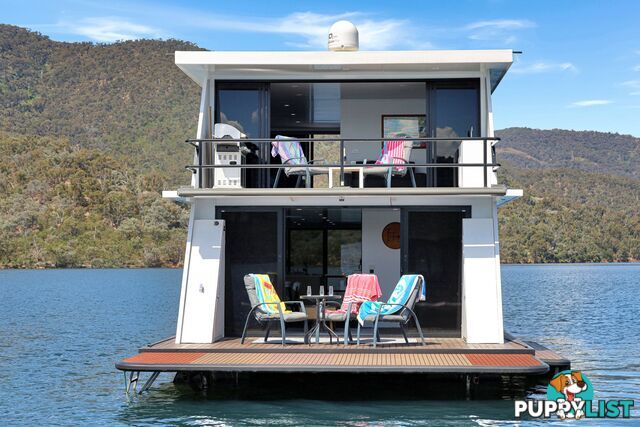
top-left (2, 261), bottom-right (639, 271)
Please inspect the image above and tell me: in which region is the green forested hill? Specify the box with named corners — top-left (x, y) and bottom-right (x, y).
top-left (0, 131), bottom-right (187, 267)
top-left (495, 127), bottom-right (640, 179)
top-left (1, 24), bottom-right (202, 186)
top-left (498, 166), bottom-right (639, 263)
top-left (0, 25), bottom-right (638, 267)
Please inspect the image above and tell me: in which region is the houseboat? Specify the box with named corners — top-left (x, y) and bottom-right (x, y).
top-left (116, 21), bottom-right (569, 395)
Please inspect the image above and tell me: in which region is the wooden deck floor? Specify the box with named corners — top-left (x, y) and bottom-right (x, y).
top-left (141, 336), bottom-right (531, 353)
top-left (116, 335), bottom-right (566, 375)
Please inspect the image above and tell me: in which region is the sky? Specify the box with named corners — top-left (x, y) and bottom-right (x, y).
top-left (4, 0), bottom-right (640, 136)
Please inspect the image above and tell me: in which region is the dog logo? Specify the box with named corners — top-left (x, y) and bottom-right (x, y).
top-left (547, 370), bottom-right (594, 419)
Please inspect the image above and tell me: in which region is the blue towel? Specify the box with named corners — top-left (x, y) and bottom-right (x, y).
top-left (357, 274), bottom-right (425, 325)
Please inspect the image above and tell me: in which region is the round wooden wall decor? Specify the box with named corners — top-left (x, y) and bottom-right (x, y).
top-left (381, 222), bottom-right (401, 249)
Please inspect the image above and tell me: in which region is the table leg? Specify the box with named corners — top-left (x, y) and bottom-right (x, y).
top-left (315, 301), bottom-right (322, 343)
top-left (328, 168), bottom-right (333, 188)
top-left (358, 167), bottom-right (364, 188)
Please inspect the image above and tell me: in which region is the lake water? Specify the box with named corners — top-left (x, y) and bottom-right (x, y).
top-left (0, 264), bottom-right (638, 425)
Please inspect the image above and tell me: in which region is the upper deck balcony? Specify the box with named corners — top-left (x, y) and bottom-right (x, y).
top-left (173, 50), bottom-right (513, 196)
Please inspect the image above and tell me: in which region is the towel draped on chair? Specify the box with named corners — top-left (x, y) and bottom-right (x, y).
top-left (357, 274), bottom-right (425, 325)
top-left (271, 135), bottom-right (307, 165)
top-left (253, 274), bottom-right (291, 315)
top-left (375, 140), bottom-right (407, 171)
top-left (332, 274), bottom-right (382, 315)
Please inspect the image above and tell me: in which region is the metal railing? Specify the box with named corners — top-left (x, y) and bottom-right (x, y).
top-left (185, 137), bottom-right (500, 189)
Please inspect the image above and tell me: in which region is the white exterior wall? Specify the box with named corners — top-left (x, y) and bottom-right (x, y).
top-left (175, 199), bottom-right (226, 344)
top-left (461, 198), bottom-right (504, 343)
top-left (362, 208), bottom-right (401, 298)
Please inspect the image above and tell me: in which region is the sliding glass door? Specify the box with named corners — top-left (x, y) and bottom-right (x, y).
top-left (216, 83), bottom-right (270, 188)
top-left (427, 80), bottom-right (480, 187)
top-left (402, 207), bottom-right (469, 337)
top-left (219, 208), bottom-right (282, 336)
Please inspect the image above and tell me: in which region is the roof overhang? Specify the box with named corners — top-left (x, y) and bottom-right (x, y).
top-left (175, 49), bottom-right (513, 91)
top-left (496, 189), bottom-right (524, 207)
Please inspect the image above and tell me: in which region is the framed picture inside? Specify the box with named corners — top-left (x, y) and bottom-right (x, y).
top-left (381, 115), bottom-right (427, 148)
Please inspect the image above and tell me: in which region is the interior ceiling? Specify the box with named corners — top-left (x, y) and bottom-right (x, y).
top-left (340, 82), bottom-right (425, 99)
top-left (271, 82), bottom-right (426, 101)
top-left (270, 82), bottom-right (426, 130)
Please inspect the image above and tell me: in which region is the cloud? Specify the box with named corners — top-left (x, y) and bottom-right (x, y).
top-left (466, 19), bottom-right (536, 31)
top-left (510, 61), bottom-right (577, 74)
top-left (622, 80), bottom-right (640, 95)
top-left (181, 11), bottom-right (409, 50)
top-left (58, 17), bottom-right (163, 42)
top-left (569, 100), bottom-right (613, 107)
top-left (634, 65), bottom-right (640, 72)
top-left (465, 19), bottom-right (535, 43)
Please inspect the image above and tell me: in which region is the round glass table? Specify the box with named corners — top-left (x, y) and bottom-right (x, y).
top-left (300, 294), bottom-right (342, 344)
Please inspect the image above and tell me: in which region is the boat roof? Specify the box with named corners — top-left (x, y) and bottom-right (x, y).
top-left (175, 49), bottom-right (513, 92)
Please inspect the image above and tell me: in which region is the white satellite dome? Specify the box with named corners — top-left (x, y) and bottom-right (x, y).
top-left (328, 20), bottom-right (359, 51)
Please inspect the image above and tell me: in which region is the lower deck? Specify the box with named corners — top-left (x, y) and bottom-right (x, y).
top-left (116, 335), bottom-right (569, 375)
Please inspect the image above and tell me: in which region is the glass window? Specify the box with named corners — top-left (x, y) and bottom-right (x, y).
top-left (430, 82), bottom-right (480, 187)
top-left (217, 89), bottom-right (262, 138)
top-left (288, 230), bottom-right (323, 275)
top-left (285, 208), bottom-right (362, 292)
top-left (327, 229), bottom-right (361, 276)
top-left (271, 83), bottom-right (340, 132)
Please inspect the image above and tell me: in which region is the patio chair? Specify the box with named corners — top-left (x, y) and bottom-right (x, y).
top-left (322, 273), bottom-right (382, 346)
top-left (271, 135), bottom-right (329, 188)
top-left (240, 274), bottom-right (308, 346)
top-left (362, 139), bottom-right (417, 188)
top-left (356, 274), bottom-right (426, 348)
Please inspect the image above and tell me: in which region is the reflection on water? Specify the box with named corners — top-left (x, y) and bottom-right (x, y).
top-left (0, 264), bottom-right (638, 425)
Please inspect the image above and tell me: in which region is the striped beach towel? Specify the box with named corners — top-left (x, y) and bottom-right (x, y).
top-left (376, 140), bottom-right (407, 172)
top-left (271, 135), bottom-right (307, 166)
top-left (331, 274), bottom-right (382, 315)
top-left (357, 274), bottom-right (425, 325)
top-left (253, 274), bottom-right (291, 315)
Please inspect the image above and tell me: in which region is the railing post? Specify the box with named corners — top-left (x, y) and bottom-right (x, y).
top-left (483, 139), bottom-right (488, 188)
top-left (198, 141), bottom-right (203, 189)
top-left (339, 138), bottom-right (345, 187)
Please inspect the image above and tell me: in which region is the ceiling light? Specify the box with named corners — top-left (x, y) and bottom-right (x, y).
top-left (284, 104), bottom-right (290, 107)
top-left (290, 113), bottom-right (296, 116)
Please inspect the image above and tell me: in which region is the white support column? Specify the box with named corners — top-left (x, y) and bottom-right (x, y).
top-left (461, 216), bottom-right (504, 343)
top-left (459, 67), bottom-right (487, 188)
top-left (175, 199), bottom-right (225, 344)
top-left (191, 78), bottom-right (211, 188)
top-left (484, 70), bottom-right (498, 186)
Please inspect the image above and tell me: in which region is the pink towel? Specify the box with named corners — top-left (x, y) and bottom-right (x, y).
top-left (375, 140), bottom-right (407, 172)
top-left (333, 274), bottom-right (382, 315)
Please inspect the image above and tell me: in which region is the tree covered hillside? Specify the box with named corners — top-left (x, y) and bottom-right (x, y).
top-left (0, 24), bottom-right (638, 267)
top-left (495, 127), bottom-right (640, 179)
top-left (1, 24), bottom-right (202, 186)
top-left (0, 132), bottom-right (187, 268)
